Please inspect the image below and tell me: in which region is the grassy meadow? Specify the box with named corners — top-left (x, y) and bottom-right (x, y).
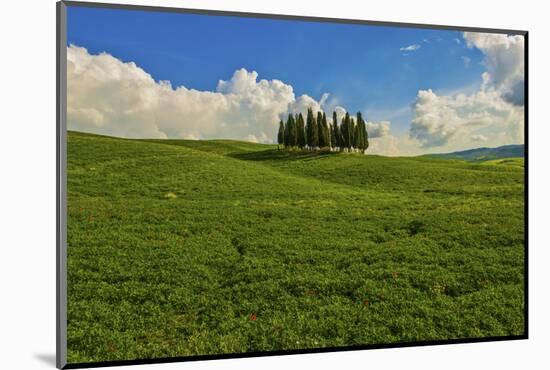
top-left (66, 130), bottom-right (525, 363)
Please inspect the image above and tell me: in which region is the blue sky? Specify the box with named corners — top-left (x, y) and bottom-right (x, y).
top-left (67, 6), bottom-right (486, 136)
top-left (66, 6), bottom-right (524, 155)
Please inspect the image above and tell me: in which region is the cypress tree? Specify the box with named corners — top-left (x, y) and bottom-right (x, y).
top-left (288, 114), bottom-right (297, 147)
top-left (343, 112), bottom-right (352, 150)
top-left (313, 111), bottom-right (319, 149)
top-left (294, 113), bottom-right (300, 148)
top-left (307, 108), bottom-right (319, 149)
top-left (332, 112), bottom-right (342, 150)
top-left (311, 115), bottom-right (319, 148)
top-left (317, 111), bottom-right (325, 148)
top-left (350, 117), bottom-right (355, 149)
top-left (339, 117), bottom-right (345, 151)
top-left (355, 112), bottom-right (364, 152)
top-left (340, 114), bottom-right (346, 150)
top-left (305, 108), bottom-right (314, 150)
top-left (349, 116), bottom-right (354, 151)
top-left (356, 112), bottom-right (369, 153)
top-left (330, 123), bottom-right (336, 149)
top-left (353, 119), bottom-right (360, 151)
top-left (277, 120), bottom-right (285, 150)
top-left (284, 115), bottom-right (290, 147)
top-left (332, 111), bottom-right (339, 150)
top-left (305, 109), bottom-right (311, 150)
top-left (322, 112), bottom-right (330, 149)
top-left (297, 113), bottom-right (306, 149)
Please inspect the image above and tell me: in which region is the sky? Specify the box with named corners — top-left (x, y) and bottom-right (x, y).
top-left (66, 5), bottom-right (525, 155)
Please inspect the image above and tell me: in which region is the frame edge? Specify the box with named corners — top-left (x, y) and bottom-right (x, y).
top-left (62, 0), bottom-right (527, 35)
top-left (57, 1), bottom-right (68, 369)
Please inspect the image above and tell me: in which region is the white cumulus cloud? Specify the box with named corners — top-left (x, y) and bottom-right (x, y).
top-left (366, 121), bottom-right (391, 138)
top-left (368, 134), bottom-right (422, 157)
top-left (409, 32), bottom-right (524, 150)
top-left (67, 45), bottom-right (331, 142)
top-left (410, 88), bottom-right (523, 148)
top-left (410, 90), bottom-right (524, 148)
top-left (463, 32), bottom-right (525, 105)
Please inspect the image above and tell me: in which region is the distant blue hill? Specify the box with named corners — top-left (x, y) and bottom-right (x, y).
top-left (425, 144), bottom-right (524, 161)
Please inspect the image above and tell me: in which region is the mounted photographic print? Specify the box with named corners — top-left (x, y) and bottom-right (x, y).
top-left (56, 1), bottom-right (528, 368)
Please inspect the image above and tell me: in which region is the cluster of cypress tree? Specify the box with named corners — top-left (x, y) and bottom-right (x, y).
top-left (277, 108), bottom-right (369, 152)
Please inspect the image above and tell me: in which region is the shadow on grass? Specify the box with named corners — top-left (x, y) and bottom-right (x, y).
top-left (228, 149), bottom-right (340, 162)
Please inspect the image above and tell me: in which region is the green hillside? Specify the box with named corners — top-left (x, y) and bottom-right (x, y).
top-left (67, 131), bottom-right (525, 364)
top-left (425, 144), bottom-right (524, 161)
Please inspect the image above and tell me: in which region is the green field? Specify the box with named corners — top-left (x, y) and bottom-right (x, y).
top-left (67, 130), bottom-right (525, 364)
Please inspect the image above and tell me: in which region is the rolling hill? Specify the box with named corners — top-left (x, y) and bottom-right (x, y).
top-left (66, 131), bottom-right (525, 363)
top-left (425, 144), bottom-right (524, 161)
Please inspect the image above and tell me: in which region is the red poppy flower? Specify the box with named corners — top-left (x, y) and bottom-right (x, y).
top-left (250, 313), bottom-right (257, 321)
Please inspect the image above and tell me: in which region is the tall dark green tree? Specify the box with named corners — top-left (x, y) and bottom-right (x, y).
top-left (305, 108), bottom-right (313, 150)
top-left (322, 112), bottom-right (330, 149)
top-left (306, 108), bottom-right (319, 150)
top-left (330, 123), bottom-right (336, 149)
top-left (340, 114), bottom-right (346, 150)
top-left (317, 111), bottom-right (325, 148)
top-left (338, 122), bottom-right (343, 150)
top-left (339, 118), bottom-right (345, 150)
top-left (312, 111), bottom-right (319, 149)
top-left (287, 113), bottom-right (297, 147)
top-left (295, 113), bottom-right (301, 148)
top-left (297, 113), bottom-right (306, 149)
top-left (284, 115), bottom-right (290, 147)
top-left (353, 122), bottom-right (361, 150)
top-left (363, 120), bottom-right (369, 152)
top-left (332, 111), bottom-right (339, 150)
top-left (350, 118), bottom-right (356, 151)
top-left (277, 120), bottom-right (285, 150)
top-left (342, 112), bottom-right (352, 150)
top-left (356, 112), bottom-right (369, 153)
top-left (355, 112), bottom-right (364, 151)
